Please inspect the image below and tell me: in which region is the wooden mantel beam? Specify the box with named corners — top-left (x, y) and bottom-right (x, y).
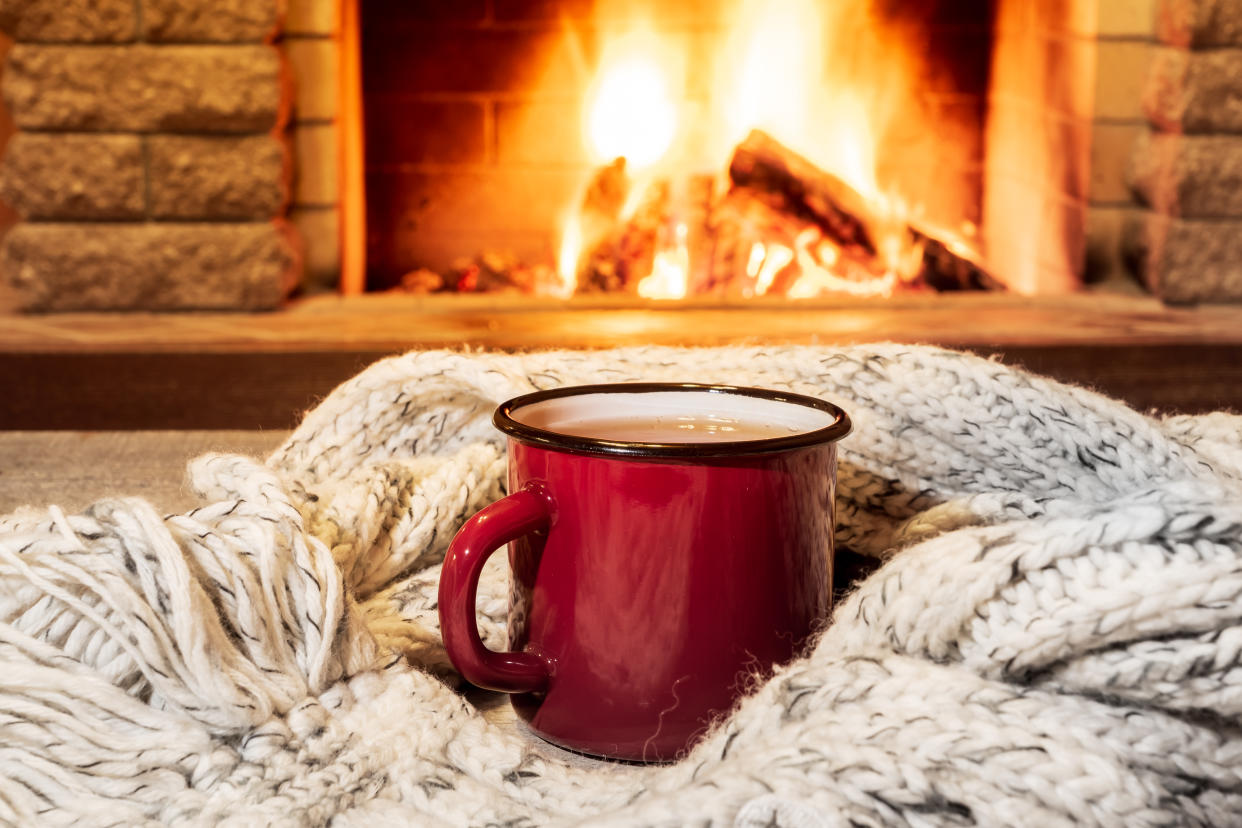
top-left (2, 293), bottom-right (1240, 428)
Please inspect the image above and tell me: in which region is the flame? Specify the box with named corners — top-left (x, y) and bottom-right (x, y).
top-left (637, 223), bottom-right (689, 300)
top-left (870, 192), bottom-right (915, 278)
top-left (585, 34), bottom-right (680, 170)
top-left (546, 0), bottom-right (989, 300)
top-left (745, 242), bottom-right (766, 280)
top-left (787, 229), bottom-right (896, 298)
top-left (715, 0), bottom-right (885, 201)
top-left (817, 240), bottom-right (839, 267)
top-left (752, 243), bottom-right (794, 296)
top-left (723, 0), bottom-right (821, 149)
top-left (555, 214), bottom-right (582, 298)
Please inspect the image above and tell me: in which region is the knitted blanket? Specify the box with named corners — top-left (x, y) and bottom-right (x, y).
top-left (2, 345), bottom-right (1242, 827)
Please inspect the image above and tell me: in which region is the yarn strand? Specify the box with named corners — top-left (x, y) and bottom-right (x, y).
top-left (2, 345), bottom-right (1241, 826)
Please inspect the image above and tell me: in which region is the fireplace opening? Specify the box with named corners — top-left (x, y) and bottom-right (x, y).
top-left (354, 0), bottom-right (1090, 300)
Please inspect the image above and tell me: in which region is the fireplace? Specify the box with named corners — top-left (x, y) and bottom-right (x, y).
top-left (0, 0), bottom-right (1237, 309)
top-left (357, 0), bottom-right (1004, 300)
top-left (349, 0), bottom-right (1076, 299)
top-left (332, 0), bottom-right (1213, 302)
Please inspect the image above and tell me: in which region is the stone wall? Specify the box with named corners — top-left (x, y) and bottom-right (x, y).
top-left (0, 0), bottom-right (299, 310)
top-left (283, 0), bottom-right (339, 294)
top-left (1127, 0), bottom-right (1242, 302)
top-left (1078, 0), bottom-right (1160, 289)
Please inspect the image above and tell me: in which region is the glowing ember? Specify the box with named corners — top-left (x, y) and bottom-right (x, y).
top-left (787, 229), bottom-right (897, 299)
top-left (752, 244), bottom-right (794, 296)
top-left (637, 222), bottom-right (689, 300)
top-left (555, 214), bottom-right (582, 298)
top-left (745, 242), bottom-right (766, 280)
top-left (586, 35), bottom-right (679, 171)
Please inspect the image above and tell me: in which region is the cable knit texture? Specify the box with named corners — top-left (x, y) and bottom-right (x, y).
top-left (2, 345), bottom-right (1241, 826)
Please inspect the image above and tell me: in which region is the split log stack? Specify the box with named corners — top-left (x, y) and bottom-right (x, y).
top-left (573, 130), bottom-right (996, 298)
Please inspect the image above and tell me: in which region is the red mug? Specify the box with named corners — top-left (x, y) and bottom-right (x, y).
top-left (438, 383), bottom-right (851, 761)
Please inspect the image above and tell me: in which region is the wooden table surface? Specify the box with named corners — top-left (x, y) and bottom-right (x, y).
top-left (0, 430), bottom-right (287, 515)
top-left (7, 291), bottom-right (1242, 353)
top-left (0, 430), bottom-right (622, 770)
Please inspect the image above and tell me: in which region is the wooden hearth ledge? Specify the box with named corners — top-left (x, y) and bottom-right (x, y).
top-left (2, 292), bottom-right (1240, 428)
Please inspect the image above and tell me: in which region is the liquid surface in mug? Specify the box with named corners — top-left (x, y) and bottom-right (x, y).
top-left (549, 414), bottom-right (807, 442)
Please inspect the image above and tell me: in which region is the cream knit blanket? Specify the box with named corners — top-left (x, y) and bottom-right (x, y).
top-left (2, 345), bottom-right (1242, 827)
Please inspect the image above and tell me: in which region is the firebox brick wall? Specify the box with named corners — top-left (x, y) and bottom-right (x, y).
top-left (1127, 0), bottom-right (1242, 303)
top-left (0, 0), bottom-right (298, 311)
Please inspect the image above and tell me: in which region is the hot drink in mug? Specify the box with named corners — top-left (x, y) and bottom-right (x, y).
top-left (439, 383), bottom-right (850, 761)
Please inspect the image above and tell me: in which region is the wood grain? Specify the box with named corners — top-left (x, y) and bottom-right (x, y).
top-left (0, 430), bottom-right (286, 515)
top-left (2, 293), bottom-right (1240, 428)
top-left (2, 292), bottom-right (1240, 353)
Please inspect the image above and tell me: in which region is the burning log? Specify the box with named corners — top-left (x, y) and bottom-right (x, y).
top-left (547, 131), bottom-right (1000, 301)
top-left (397, 129), bottom-right (1001, 300)
top-left (577, 177), bottom-right (667, 293)
top-left (570, 157), bottom-right (649, 293)
top-left (673, 174), bottom-right (717, 295)
top-left (578, 157), bottom-right (629, 247)
top-left (728, 129), bottom-right (878, 254)
top-left (573, 170), bottom-right (717, 297)
top-left (909, 223), bottom-right (1001, 292)
top-left (728, 129), bottom-right (997, 291)
top-left (708, 187), bottom-right (827, 297)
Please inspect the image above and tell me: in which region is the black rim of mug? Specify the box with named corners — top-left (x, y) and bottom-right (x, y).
top-left (493, 382), bottom-right (852, 458)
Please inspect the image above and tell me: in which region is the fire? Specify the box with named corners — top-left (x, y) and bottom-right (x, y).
top-left (717, 0), bottom-right (883, 202)
top-left (585, 34), bottom-right (679, 171)
top-left (637, 223), bottom-right (689, 300)
top-left (551, 0), bottom-right (984, 301)
top-left (751, 243), bottom-right (794, 297)
top-left (723, 0), bottom-right (821, 147)
top-left (745, 243), bottom-right (765, 281)
top-left (787, 229), bottom-right (896, 299)
top-left (555, 214), bottom-right (582, 298)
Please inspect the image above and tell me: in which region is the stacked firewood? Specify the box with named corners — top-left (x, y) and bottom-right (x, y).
top-left (397, 129), bottom-right (996, 297)
top-left (573, 129), bottom-right (997, 297)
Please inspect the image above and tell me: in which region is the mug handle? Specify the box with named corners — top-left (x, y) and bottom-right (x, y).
top-left (438, 484), bottom-right (553, 693)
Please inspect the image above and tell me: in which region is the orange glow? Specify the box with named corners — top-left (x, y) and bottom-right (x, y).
top-left (637, 223), bottom-right (689, 300)
top-left (722, 1), bottom-right (821, 150)
top-left (555, 214), bottom-right (582, 298)
top-left (713, 0), bottom-right (894, 202)
top-left (753, 244), bottom-right (794, 296)
top-left (817, 240), bottom-right (840, 267)
top-left (982, 0), bottom-right (1086, 293)
top-left (745, 242), bottom-right (766, 280)
top-left (870, 193), bottom-right (918, 280)
top-left (585, 34), bottom-right (680, 170)
top-left (787, 229), bottom-right (896, 298)
top-left (548, 0), bottom-right (990, 300)
top-left (338, 0), bottom-right (366, 295)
